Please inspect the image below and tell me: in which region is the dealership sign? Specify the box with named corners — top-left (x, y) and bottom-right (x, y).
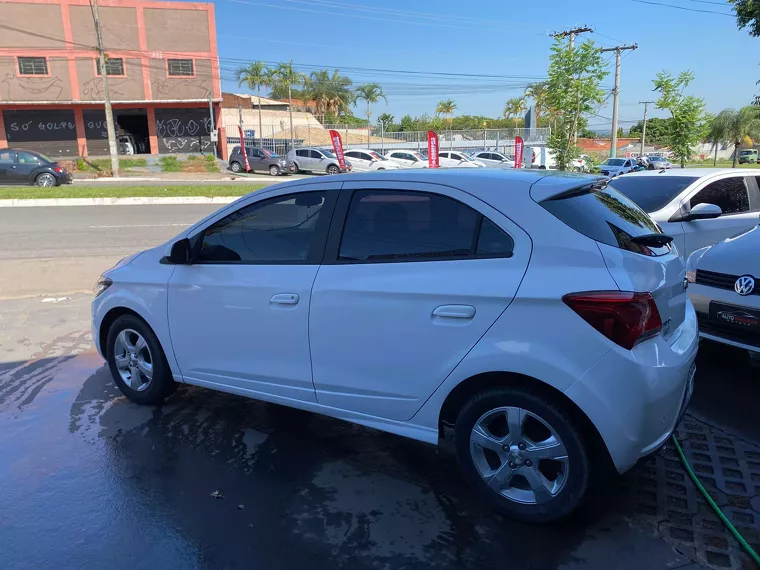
top-left (514, 136), bottom-right (524, 169)
top-left (427, 131), bottom-right (439, 168)
top-left (328, 130), bottom-right (347, 170)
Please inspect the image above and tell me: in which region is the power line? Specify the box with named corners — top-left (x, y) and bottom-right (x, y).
top-left (626, 0), bottom-right (732, 15)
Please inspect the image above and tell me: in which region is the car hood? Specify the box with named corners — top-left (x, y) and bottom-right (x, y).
top-left (699, 224), bottom-right (760, 275)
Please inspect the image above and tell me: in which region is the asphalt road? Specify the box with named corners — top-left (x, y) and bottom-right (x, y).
top-left (0, 204), bottom-right (219, 298)
top-left (0, 203), bottom-right (758, 569)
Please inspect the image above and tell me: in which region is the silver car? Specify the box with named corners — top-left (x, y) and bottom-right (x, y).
top-left (687, 224), bottom-right (760, 358)
top-left (471, 150), bottom-right (515, 167)
top-left (286, 147), bottom-right (352, 175)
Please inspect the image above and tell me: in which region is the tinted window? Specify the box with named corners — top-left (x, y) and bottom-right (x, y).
top-left (15, 151), bottom-right (40, 164)
top-left (198, 192), bottom-right (325, 263)
top-left (604, 159), bottom-right (625, 166)
top-left (607, 175), bottom-right (698, 212)
top-left (296, 149), bottom-right (308, 157)
top-left (0, 150), bottom-right (14, 164)
top-left (344, 151), bottom-right (359, 158)
top-left (339, 190), bottom-right (511, 262)
top-left (360, 153), bottom-right (373, 161)
top-left (690, 177), bottom-right (749, 214)
top-left (309, 150), bottom-right (322, 159)
top-left (541, 184), bottom-right (671, 257)
top-left (477, 218), bottom-right (514, 255)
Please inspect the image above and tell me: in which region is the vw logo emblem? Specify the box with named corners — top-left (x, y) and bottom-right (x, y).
top-left (735, 275), bottom-right (756, 296)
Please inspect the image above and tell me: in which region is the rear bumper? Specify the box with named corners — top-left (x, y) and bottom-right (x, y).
top-left (564, 301), bottom-right (699, 474)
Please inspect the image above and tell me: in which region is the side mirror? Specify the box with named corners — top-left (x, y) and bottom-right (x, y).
top-left (686, 203), bottom-right (723, 221)
top-left (166, 238), bottom-right (191, 264)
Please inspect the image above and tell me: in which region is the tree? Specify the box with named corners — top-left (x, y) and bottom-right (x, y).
top-left (303, 69), bottom-right (353, 118)
top-left (435, 99), bottom-right (457, 129)
top-left (628, 117), bottom-right (674, 146)
top-left (524, 82), bottom-right (549, 120)
top-left (546, 38), bottom-right (608, 170)
top-left (273, 61), bottom-right (307, 147)
top-left (710, 106), bottom-right (760, 167)
top-left (652, 71), bottom-right (708, 167)
top-left (354, 83), bottom-right (386, 146)
top-left (236, 61), bottom-right (271, 143)
top-left (729, 0), bottom-right (760, 36)
top-left (503, 97), bottom-right (526, 129)
top-left (377, 113), bottom-right (395, 132)
top-left (703, 113), bottom-right (722, 166)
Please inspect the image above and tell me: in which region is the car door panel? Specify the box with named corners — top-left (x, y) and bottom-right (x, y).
top-left (167, 184), bottom-right (338, 402)
top-left (0, 150), bottom-right (15, 183)
top-left (309, 181), bottom-right (531, 422)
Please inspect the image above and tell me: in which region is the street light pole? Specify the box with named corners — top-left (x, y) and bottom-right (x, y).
top-left (639, 100), bottom-right (655, 158)
top-left (90, 0), bottom-right (119, 177)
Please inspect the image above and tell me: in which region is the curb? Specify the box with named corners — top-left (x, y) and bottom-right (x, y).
top-left (0, 196), bottom-right (240, 208)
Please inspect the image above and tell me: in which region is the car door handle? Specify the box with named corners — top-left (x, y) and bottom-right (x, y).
top-left (270, 293), bottom-right (299, 305)
top-left (433, 305), bottom-right (476, 319)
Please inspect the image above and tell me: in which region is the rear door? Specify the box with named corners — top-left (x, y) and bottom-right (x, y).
top-left (0, 150), bottom-right (14, 183)
top-left (309, 181), bottom-right (531, 421)
top-left (681, 175), bottom-right (759, 256)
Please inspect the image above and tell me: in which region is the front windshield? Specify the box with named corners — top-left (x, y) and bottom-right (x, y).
top-left (369, 151), bottom-right (388, 161)
top-left (320, 149), bottom-right (336, 158)
top-left (740, 150), bottom-right (754, 155)
top-left (603, 158), bottom-right (625, 166)
top-left (263, 149), bottom-right (277, 158)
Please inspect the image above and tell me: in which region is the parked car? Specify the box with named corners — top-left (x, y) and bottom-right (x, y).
top-left (92, 169), bottom-right (697, 523)
top-left (687, 225), bottom-right (760, 359)
top-left (606, 168), bottom-right (760, 258)
top-left (599, 157), bottom-right (637, 177)
top-left (470, 150), bottom-right (516, 167)
top-left (0, 149), bottom-right (72, 187)
top-left (286, 147), bottom-right (352, 175)
top-left (737, 149), bottom-right (758, 164)
top-left (384, 150), bottom-right (429, 168)
top-left (438, 151), bottom-right (484, 168)
top-left (229, 146), bottom-right (295, 176)
top-left (343, 149), bottom-right (400, 172)
top-left (646, 155), bottom-right (673, 170)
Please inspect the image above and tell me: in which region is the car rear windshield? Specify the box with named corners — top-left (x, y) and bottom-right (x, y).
top-left (540, 183), bottom-right (672, 257)
top-left (606, 175), bottom-right (698, 212)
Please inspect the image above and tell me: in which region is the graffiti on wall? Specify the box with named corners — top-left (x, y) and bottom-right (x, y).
top-left (155, 110), bottom-right (212, 154)
top-left (1, 73), bottom-right (65, 101)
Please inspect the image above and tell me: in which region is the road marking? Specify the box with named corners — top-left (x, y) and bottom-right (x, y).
top-left (88, 223), bottom-right (190, 228)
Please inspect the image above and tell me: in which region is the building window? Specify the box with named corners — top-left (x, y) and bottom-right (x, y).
top-left (96, 58), bottom-right (125, 76)
top-left (18, 57), bottom-right (48, 76)
top-left (167, 59), bottom-right (194, 77)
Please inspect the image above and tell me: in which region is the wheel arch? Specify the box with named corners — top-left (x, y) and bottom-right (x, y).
top-left (438, 371), bottom-right (614, 471)
top-left (98, 306), bottom-right (148, 357)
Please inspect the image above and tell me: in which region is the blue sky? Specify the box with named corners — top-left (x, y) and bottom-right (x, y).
top-left (212, 0), bottom-right (757, 129)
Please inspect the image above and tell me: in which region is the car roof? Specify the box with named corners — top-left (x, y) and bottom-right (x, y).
top-left (621, 167), bottom-right (760, 178)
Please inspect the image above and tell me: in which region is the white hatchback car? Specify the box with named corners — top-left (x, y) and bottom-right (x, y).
top-left (384, 150), bottom-right (429, 169)
top-left (343, 149), bottom-right (400, 172)
top-left (606, 169), bottom-right (760, 258)
top-left (92, 170), bottom-right (697, 522)
top-left (438, 151), bottom-right (484, 168)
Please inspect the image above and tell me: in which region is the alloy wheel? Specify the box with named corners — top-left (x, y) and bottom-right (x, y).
top-left (113, 328), bottom-right (154, 392)
top-left (470, 406), bottom-right (569, 504)
top-left (37, 173), bottom-right (56, 187)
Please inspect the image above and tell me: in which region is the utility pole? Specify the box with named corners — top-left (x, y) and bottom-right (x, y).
top-left (638, 100), bottom-right (655, 158)
top-left (601, 44), bottom-right (638, 158)
top-left (208, 94), bottom-right (216, 158)
top-left (90, 0), bottom-right (119, 177)
top-left (551, 26), bottom-right (593, 145)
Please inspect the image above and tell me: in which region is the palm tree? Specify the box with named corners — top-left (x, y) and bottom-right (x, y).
top-left (524, 82), bottom-right (549, 121)
top-left (273, 61), bottom-right (307, 148)
top-left (503, 97), bottom-right (527, 130)
top-left (435, 99), bottom-right (457, 149)
top-left (703, 114), bottom-right (723, 166)
top-left (712, 106), bottom-right (760, 167)
top-left (304, 69), bottom-right (353, 120)
top-left (236, 61), bottom-right (270, 145)
top-left (354, 83), bottom-right (386, 146)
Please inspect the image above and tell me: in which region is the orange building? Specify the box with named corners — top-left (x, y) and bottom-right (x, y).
top-left (0, 0), bottom-right (221, 157)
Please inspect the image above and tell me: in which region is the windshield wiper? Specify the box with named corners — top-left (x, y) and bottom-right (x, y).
top-left (630, 233), bottom-right (673, 247)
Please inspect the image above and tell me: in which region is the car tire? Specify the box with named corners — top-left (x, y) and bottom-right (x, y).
top-left (106, 314), bottom-right (177, 406)
top-left (327, 164), bottom-right (340, 175)
top-left (454, 387), bottom-right (590, 523)
top-left (230, 161), bottom-right (242, 173)
top-left (35, 172), bottom-right (57, 187)
top-left (292, 162), bottom-right (300, 174)
top-left (648, 164), bottom-right (655, 170)
top-left (269, 165), bottom-right (280, 176)
top-left (539, 165), bottom-right (547, 170)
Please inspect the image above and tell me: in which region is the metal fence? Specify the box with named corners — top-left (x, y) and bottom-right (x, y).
top-left (226, 125), bottom-right (551, 156)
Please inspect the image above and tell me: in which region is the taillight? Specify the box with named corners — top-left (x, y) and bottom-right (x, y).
top-left (562, 291), bottom-right (662, 350)
top-left (54, 166), bottom-right (63, 173)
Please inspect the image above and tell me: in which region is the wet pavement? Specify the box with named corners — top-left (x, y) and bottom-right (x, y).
top-left (0, 294), bottom-right (758, 570)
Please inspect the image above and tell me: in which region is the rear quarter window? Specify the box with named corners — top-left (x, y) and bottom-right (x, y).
top-left (540, 184), bottom-right (672, 257)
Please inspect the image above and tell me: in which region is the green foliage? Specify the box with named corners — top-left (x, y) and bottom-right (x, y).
top-left (0, 184), bottom-right (269, 200)
top-left (524, 82), bottom-right (549, 120)
top-left (709, 106), bottom-right (760, 167)
top-left (237, 61), bottom-right (270, 93)
top-left (503, 97), bottom-right (526, 128)
top-left (205, 153), bottom-right (216, 162)
top-left (546, 38), bottom-right (609, 170)
top-left (303, 69), bottom-right (353, 116)
top-left (628, 117), bottom-right (675, 146)
top-left (653, 71), bottom-right (708, 167)
top-left (159, 156), bottom-right (181, 172)
top-left (354, 83), bottom-right (386, 121)
top-left (729, 0), bottom-right (760, 36)
top-left (377, 113), bottom-right (396, 132)
top-left (75, 158), bottom-right (147, 172)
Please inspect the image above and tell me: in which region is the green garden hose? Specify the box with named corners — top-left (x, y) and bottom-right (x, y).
top-left (671, 435), bottom-right (760, 566)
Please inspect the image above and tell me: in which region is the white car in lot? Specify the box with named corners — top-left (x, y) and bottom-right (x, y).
top-left (92, 170), bottom-right (696, 523)
top-left (343, 149), bottom-right (400, 172)
top-left (384, 150), bottom-right (429, 169)
top-left (599, 157), bottom-right (638, 177)
top-left (606, 169), bottom-right (760, 258)
top-left (687, 225), bottom-right (760, 358)
top-left (471, 151), bottom-right (516, 168)
top-left (438, 151), bottom-right (485, 168)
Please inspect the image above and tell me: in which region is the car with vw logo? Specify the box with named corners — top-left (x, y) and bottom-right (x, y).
top-left (687, 224), bottom-right (760, 359)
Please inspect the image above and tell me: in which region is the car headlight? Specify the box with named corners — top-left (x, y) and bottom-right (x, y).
top-left (94, 276), bottom-right (113, 298)
top-left (279, 159), bottom-right (287, 165)
top-left (686, 246), bottom-right (712, 283)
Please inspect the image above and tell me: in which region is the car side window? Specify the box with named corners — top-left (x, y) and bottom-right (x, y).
top-left (15, 151), bottom-right (40, 164)
top-left (345, 151), bottom-right (357, 158)
top-left (296, 149), bottom-right (308, 158)
top-left (690, 177), bottom-right (749, 215)
top-left (361, 152), bottom-right (373, 161)
top-left (0, 150), bottom-right (14, 164)
top-left (309, 150), bottom-right (323, 159)
top-left (338, 190), bottom-right (513, 262)
top-left (197, 192), bottom-right (326, 263)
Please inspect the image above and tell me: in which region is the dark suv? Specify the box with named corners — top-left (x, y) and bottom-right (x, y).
top-left (229, 146), bottom-right (295, 176)
top-left (0, 149), bottom-right (73, 187)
